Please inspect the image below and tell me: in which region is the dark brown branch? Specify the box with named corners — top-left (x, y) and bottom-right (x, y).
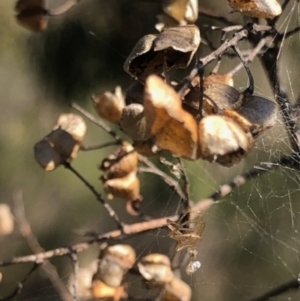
top-left (249, 278), bottom-right (299, 301)
top-left (71, 103), bottom-right (122, 143)
top-left (64, 163), bottom-right (124, 229)
top-left (13, 191), bottom-right (72, 301)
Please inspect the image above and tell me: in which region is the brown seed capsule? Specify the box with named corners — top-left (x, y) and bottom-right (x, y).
top-left (227, 0), bottom-right (282, 18)
top-left (138, 253), bottom-right (174, 286)
top-left (153, 25), bottom-right (201, 70)
top-left (144, 75), bottom-right (198, 159)
top-left (93, 87), bottom-right (125, 124)
top-left (101, 142), bottom-right (138, 180)
top-left (164, 276), bottom-right (192, 301)
top-left (103, 171), bottom-right (141, 201)
top-left (97, 245), bottom-right (136, 287)
top-left (198, 115), bottom-right (253, 166)
top-left (55, 113), bottom-right (87, 143)
top-left (120, 104), bottom-right (151, 141)
top-left (237, 95), bottom-right (278, 136)
top-left (91, 278), bottom-right (127, 301)
top-left (0, 204), bottom-right (14, 236)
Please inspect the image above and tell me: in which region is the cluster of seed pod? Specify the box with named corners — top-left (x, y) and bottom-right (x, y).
top-left (100, 142), bottom-right (142, 215)
top-left (138, 253), bottom-right (192, 301)
top-left (91, 244), bottom-right (136, 301)
top-left (34, 114), bottom-right (87, 171)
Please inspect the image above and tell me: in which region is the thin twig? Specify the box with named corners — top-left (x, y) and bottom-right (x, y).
top-left (64, 163), bottom-right (124, 229)
top-left (69, 253), bottom-right (79, 301)
top-left (0, 215), bottom-right (179, 267)
top-left (80, 141), bottom-right (119, 151)
top-left (71, 103), bottom-right (122, 143)
top-left (249, 277), bottom-right (299, 301)
top-left (13, 191), bottom-right (73, 301)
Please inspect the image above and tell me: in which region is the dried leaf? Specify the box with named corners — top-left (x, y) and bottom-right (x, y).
top-left (93, 87), bottom-right (125, 124)
top-left (227, 0), bottom-right (282, 18)
top-left (144, 75), bottom-right (198, 159)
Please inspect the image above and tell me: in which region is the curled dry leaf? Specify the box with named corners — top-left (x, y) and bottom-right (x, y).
top-left (97, 244), bottom-right (136, 287)
top-left (138, 253), bottom-right (174, 286)
top-left (227, 0), bottom-right (282, 18)
top-left (164, 276), bottom-right (192, 301)
top-left (93, 87), bottom-right (125, 124)
top-left (144, 75), bottom-right (198, 159)
top-left (101, 142), bottom-right (138, 180)
top-left (15, 0), bottom-right (48, 32)
top-left (0, 204), bottom-right (14, 236)
top-left (103, 171), bottom-right (141, 201)
top-left (198, 115), bottom-right (253, 166)
top-left (124, 25), bottom-right (200, 81)
top-left (91, 279), bottom-right (127, 301)
top-left (120, 103), bottom-right (151, 141)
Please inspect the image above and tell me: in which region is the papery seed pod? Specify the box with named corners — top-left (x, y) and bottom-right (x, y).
top-left (164, 276), bottom-right (192, 301)
top-left (237, 95), bottom-right (278, 136)
top-left (185, 0), bottom-right (199, 23)
top-left (101, 142), bottom-right (138, 180)
top-left (15, 0), bottom-right (48, 32)
top-left (91, 278), bottom-right (127, 301)
top-left (93, 87), bottom-right (125, 124)
top-left (153, 25), bottom-right (200, 70)
top-left (227, 0), bottom-right (282, 18)
top-left (124, 34), bottom-right (162, 81)
top-left (198, 115), bottom-right (253, 166)
top-left (163, 0), bottom-right (189, 23)
top-left (205, 73), bottom-right (234, 87)
top-left (0, 204), bottom-right (14, 236)
top-left (103, 171), bottom-right (141, 201)
top-left (47, 128), bottom-right (81, 161)
top-left (97, 245), bottom-right (136, 287)
top-left (120, 104), bottom-right (151, 141)
top-left (34, 139), bottom-right (62, 171)
top-left (144, 75), bottom-right (198, 159)
top-left (138, 253), bottom-right (174, 286)
top-left (55, 113), bottom-right (87, 143)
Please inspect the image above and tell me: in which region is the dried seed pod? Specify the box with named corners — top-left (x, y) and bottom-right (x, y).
top-left (91, 278), bottom-right (126, 301)
top-left (227, 0), bottom-right (282, 18)
top-left (164, 276), bottom-right (192, 301)
top-left (144, 75), bottom-right (198, 159)
top-left (124, 34), bottom-right (162, 81)
top-left (101, 142), bottom-right (138, 180)
top-left (15, 0), bottom-right (48, 32)
top-left (153, 25), bottom-right (200, 70)
top-left (205, 73), bottom-right (234, 87)
top-left (237, 95), bottom-right (278, 136)
top-left (34, 138), bottom-right (62, 171)
top-left (120, 104), bottom-right (151, 141)
top-left (93, 87), bottom-right (125, 124)
top-left (0, 204), bottom-right (14, 236)
top-left (103, 171), bottom-right (141, 201)
top-left (124, 26), bottom-right (200, 81)
top-left (138, 254), bottom-right (174, 286)
top-left (163, 0), bottom-right (189, 23)
top-left (97, 245), bottom-right (136, 287)
top-left (55, 113), bottom-right (87, 143)
top-left (198, 115), bottom-right (253, 166)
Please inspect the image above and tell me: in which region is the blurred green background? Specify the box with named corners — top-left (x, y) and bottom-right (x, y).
top-left (0, 0), bottom-right (300, 300)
